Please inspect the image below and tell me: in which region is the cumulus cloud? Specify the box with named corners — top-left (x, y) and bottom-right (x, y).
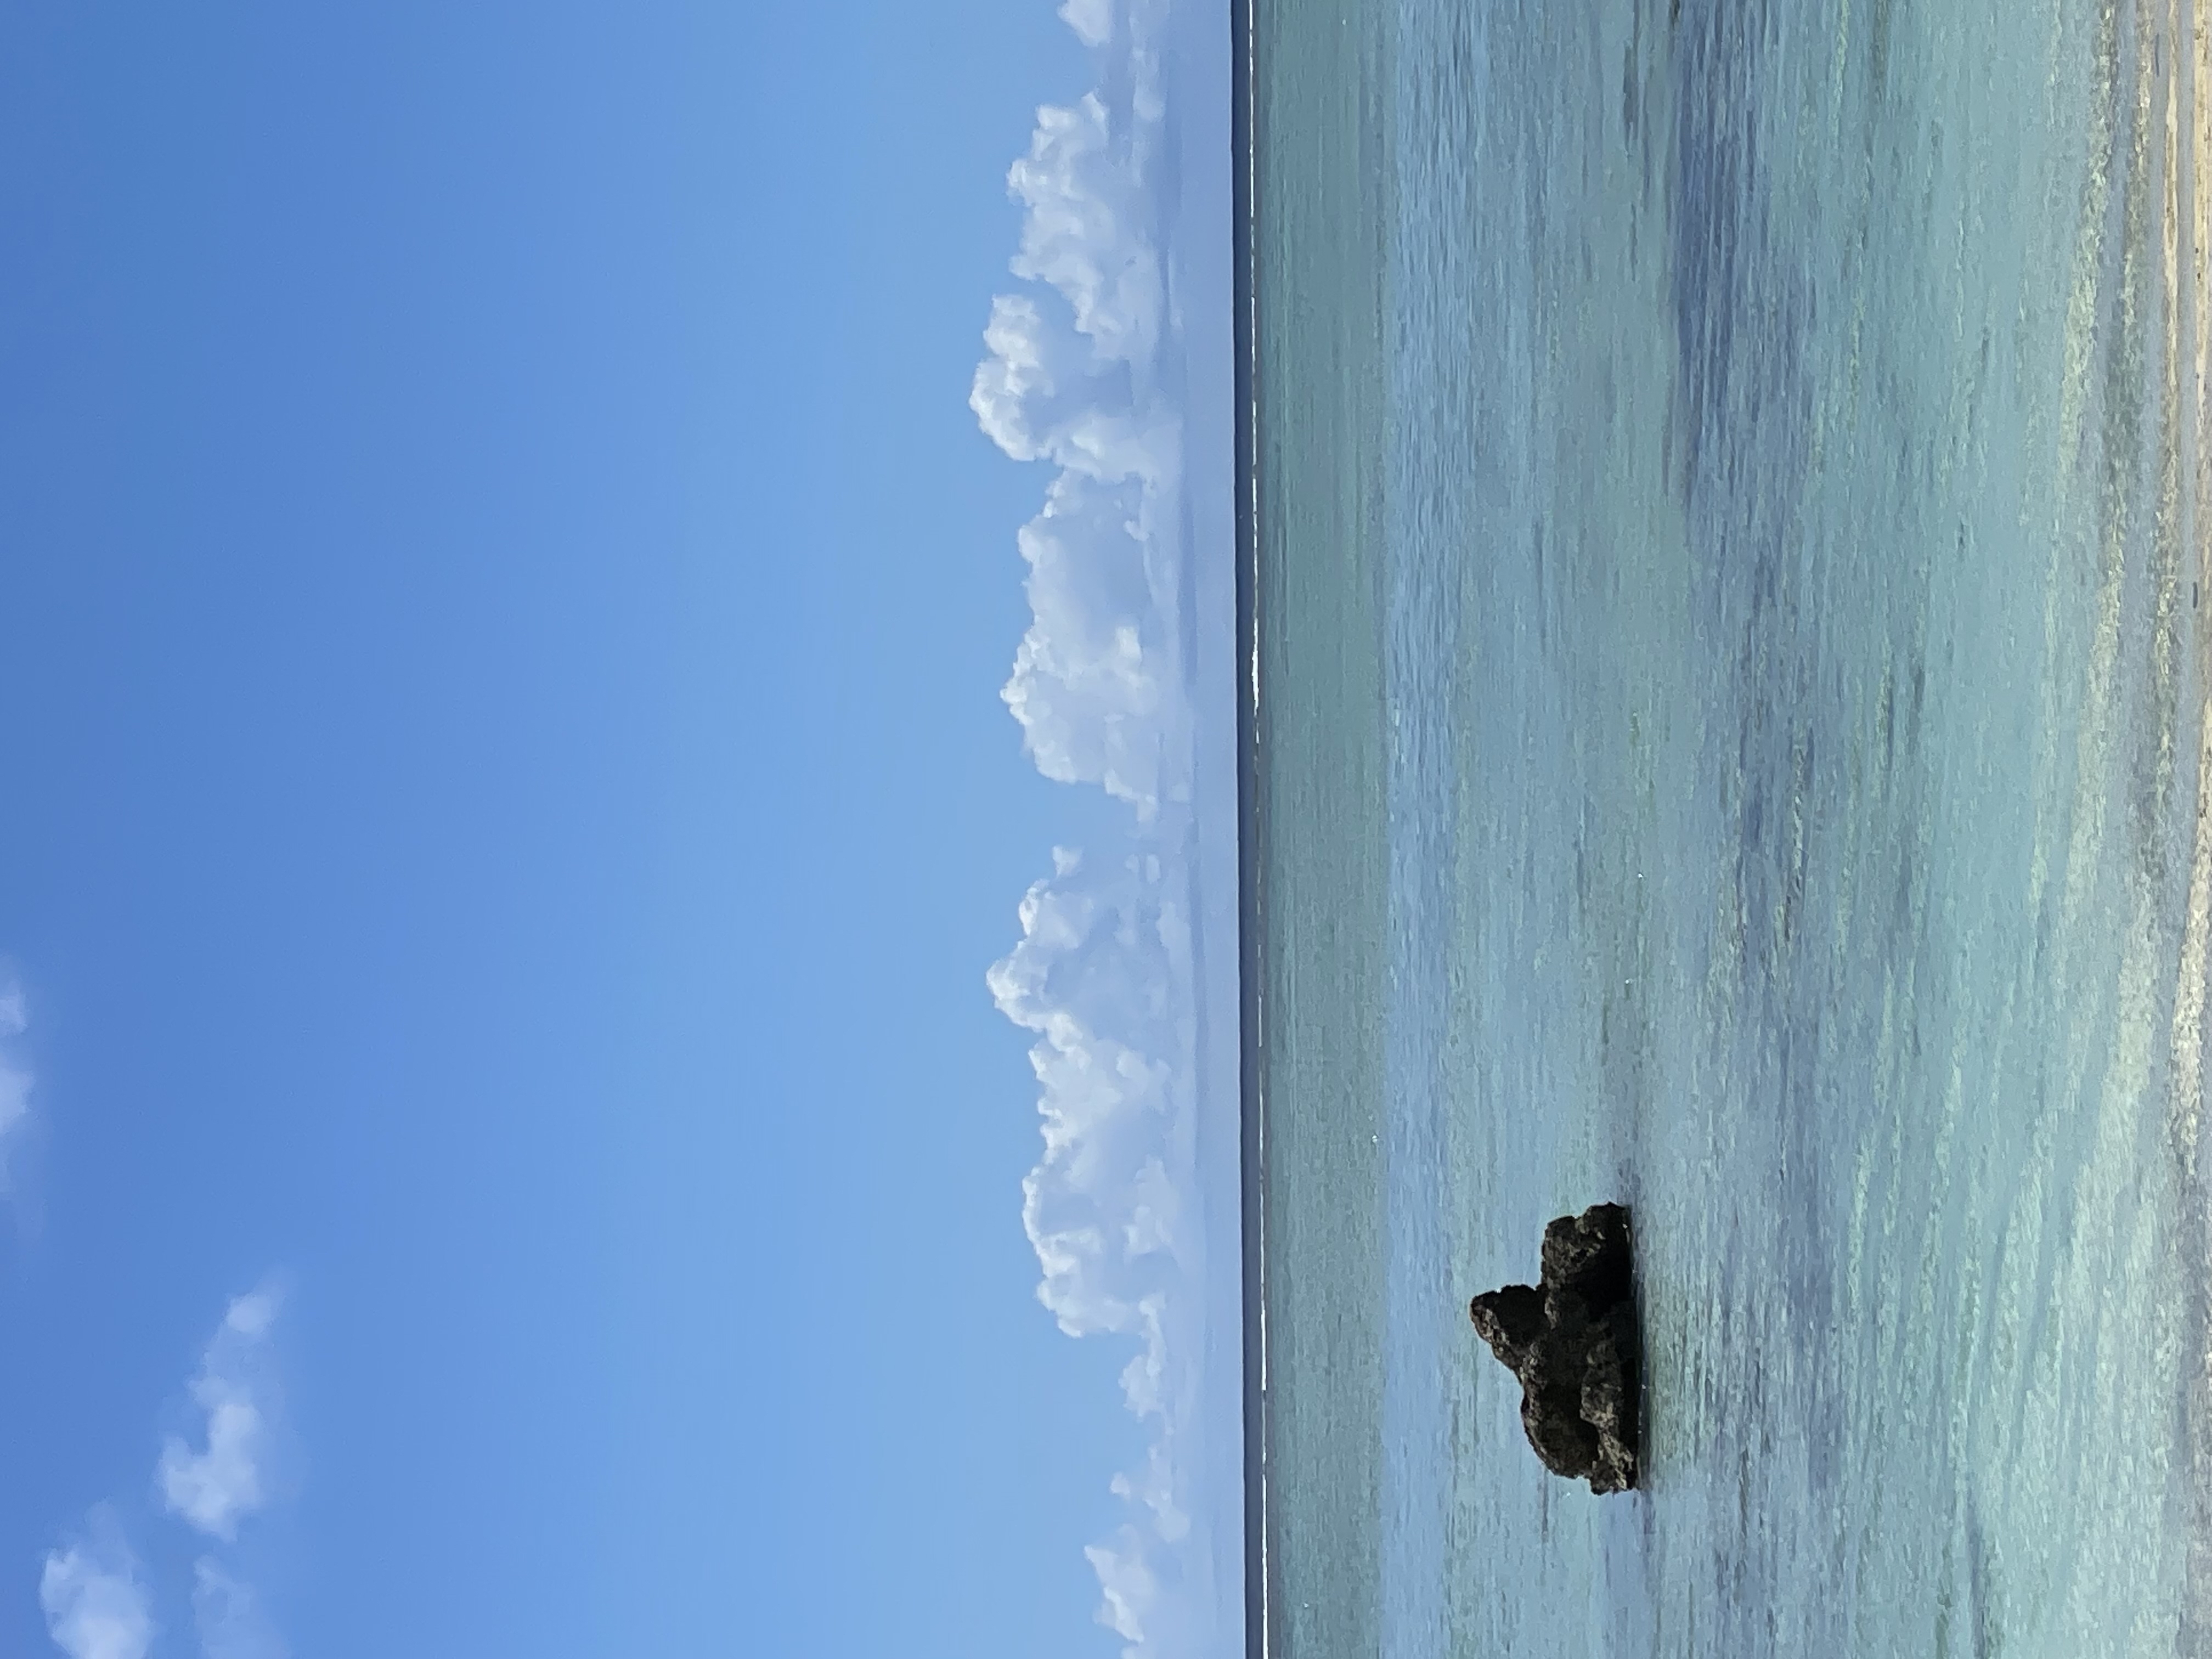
top-left (159, 1288), bottom-right (284, 1541)
top-left (973, 1), bottom-right (1187, 820)
top-left (40, 1515), bottom-right (153, 1659)
top-left (991, 845), bottom-right (1226, 1658)
top-left (977, 1), bottom-right (1239, 1653)
top-left (991, 851), bottom-right (1190, 1357)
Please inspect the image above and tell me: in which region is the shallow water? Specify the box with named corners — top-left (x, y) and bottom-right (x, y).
top-left (1251, 0), bottom-right (2212, 1652)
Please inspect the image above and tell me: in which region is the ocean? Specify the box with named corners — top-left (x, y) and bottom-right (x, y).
top-left (1243, 0), bottom-right (2212, 1652)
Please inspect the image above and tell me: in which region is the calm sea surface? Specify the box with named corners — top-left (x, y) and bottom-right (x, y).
top-left (1249, 0), bottom-right (2212, 1653)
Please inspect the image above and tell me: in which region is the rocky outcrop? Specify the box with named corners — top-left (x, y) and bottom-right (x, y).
top-left (1468, 1203), bottom-right (1641, 1494)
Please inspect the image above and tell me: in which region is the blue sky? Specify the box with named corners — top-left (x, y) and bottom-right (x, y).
top-left (0, 2), bottom-right (1235, 1657)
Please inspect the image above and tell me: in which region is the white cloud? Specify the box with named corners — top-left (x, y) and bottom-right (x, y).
top-left (0, 977), bottom-right (34, 1162)
top-left (193, 1559), bottom-right (286, 1659)
top-left (1058, 0), bottom-right (1114, 50)
top-left (991, 851), bottom-right (1189, 1353)
top-left (159, 1287), bottom-right (285, 1541)
top-left (40, 1516), bottom-right (153, 1659)
top-left (41, 1286), bottom-right (294, 1659)
top-left (990, 847), bottom-right (1228, 1658)
top-left (1008, 94), bottom-right (1164, 366)
top-left (972, 3), bottom-right (1186, 821)
top-left (977, 3), bottom-right (1239, 1646)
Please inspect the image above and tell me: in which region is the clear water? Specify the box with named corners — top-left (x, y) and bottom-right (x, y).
top-left (1250, 0), bottom-right (2212, 1652)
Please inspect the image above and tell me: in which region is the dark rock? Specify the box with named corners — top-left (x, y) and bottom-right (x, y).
top-left (1469, 1202), bottom-right (1641, 1494)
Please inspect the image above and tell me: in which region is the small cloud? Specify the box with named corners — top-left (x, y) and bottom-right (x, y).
top-left (159, 1286), bottom-right (285, 1541)
top-left (222, 1290), bottom-right (279, 1341)
top-left (193, 1558), bottom-right (286, 1659)
top-left (40, 1513), bottom-right (153, 1659)
top-left (1059, 0), bottom-right (1113, 48)
top-left (0, 977), bottom-right (33, 1154)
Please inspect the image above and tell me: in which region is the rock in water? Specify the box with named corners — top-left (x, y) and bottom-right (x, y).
top-left (1469, 1203), bottom-right (1641, 1494)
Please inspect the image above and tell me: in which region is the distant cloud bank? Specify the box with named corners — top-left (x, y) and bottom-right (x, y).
top-left (976, 0), bottom-right (1240, 1654)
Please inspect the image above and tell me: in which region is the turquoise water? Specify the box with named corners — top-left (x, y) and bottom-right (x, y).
top-left (1251, 0), bottom-right (2212, 1652)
